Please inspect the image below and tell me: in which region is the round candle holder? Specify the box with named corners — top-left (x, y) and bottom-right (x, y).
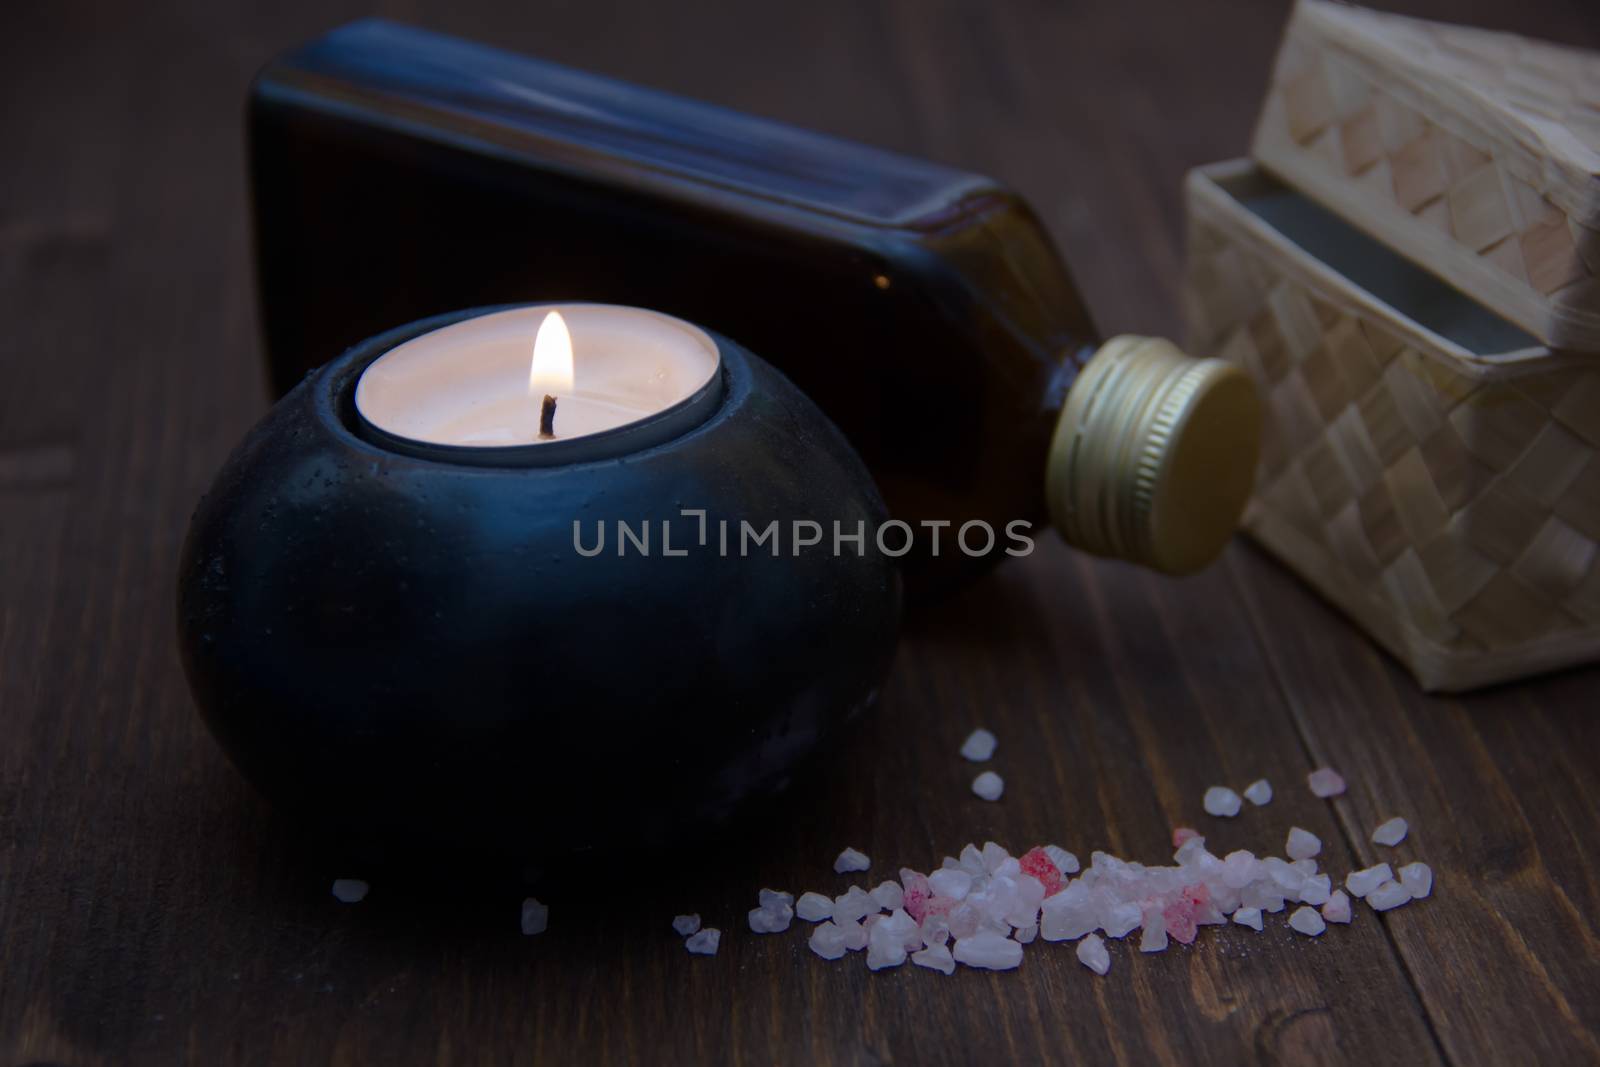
top-left (178, 306), bottom-right (901, 864)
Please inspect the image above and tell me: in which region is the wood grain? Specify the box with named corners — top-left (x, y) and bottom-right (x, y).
top-left (2, 0), bottom-right (1597, 1064)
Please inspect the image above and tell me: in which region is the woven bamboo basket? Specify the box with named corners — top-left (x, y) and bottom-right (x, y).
top-left (1252, 0), bottom-right (1600, 351)
top-left (1184, 160), bottom-right (1600, 691)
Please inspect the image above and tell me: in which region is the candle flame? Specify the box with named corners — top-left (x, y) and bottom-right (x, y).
top-left (529, 310), bottom-right (575, 396)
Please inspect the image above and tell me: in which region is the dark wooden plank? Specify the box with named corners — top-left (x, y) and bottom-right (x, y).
top-left (1229, 543), bottom-right (1600, 1066)
top-left (0, 0), bottom-right (1593, 1063)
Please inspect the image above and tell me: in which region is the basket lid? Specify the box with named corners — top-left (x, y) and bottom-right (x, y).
top-left (1252, 1), bottom-right (1600, 351)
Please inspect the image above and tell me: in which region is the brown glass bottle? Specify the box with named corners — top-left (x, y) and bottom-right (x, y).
top-left (250, 20), bottom-right (1258, 594)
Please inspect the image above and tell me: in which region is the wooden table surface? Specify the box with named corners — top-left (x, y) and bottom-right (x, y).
top-left (4, 0), bottom-right (1598, 1064)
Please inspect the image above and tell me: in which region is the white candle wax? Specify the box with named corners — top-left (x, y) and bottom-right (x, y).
top-left (355, 305), bottom-right (720, 447)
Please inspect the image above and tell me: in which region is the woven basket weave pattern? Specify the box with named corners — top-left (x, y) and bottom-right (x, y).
top-left (1185, 165), bottom-right (1600, 690)
top-left (1253, 1), bottom-right (1600, 350)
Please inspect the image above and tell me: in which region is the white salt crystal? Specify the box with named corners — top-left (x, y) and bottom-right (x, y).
top-left (866, 920), bottom-right (908, 970)
top-left (758, 888), bottom-right (793, 910)
top-left (796, 892), bottom-right (833, 922)
top-left (1044, 845), bottom-right (1080, 874)
top-left (1298, 874), bottom-right (1332, 907)
top-left (1233, 906), bottom-right (1264, 931)
top-left (685, 928), bottom-right (721, 955)
top-left (952, 931), bottom-right (1023, 971)
top-left (672, 913), bottom-right (701, 936)
top-left (834, 885), bottom-right (876, 923)
top-left (331, 879), bottom-right (369, 904)
top-left (948, 902), bottom-right (980, 940)
top-left (1102, 902), bottom-right (1143, 939)
top-left (1345, 863), bottom-right (1393, 899)
top-left (928, 868), bottom-right (973, 901)
top-left (1040, 884), bottom-right (1096, 941)
top-left (981, 841), bottom-right (1010, 872)
top-left (1289, 858), bottom-right (1317, 876)
top-left (960, 728), bottom-right (997, 761)
top-left (1243, 778), bottom-right (1273, 806)
top-left (1015, 922), bottom-right (1038, 944)
top-left (911, 943), bottom-right (957, 974)
top-left (520, 898), bottom-right (549, 936)
top-left (882, 908), bottom-right (922, 952)
top-left (1222, 850), bottom-right (1259, 889)
top-left (1321, 890), bottom-right (1352, 924)
top-left (1076, 933), bottom-right (1112, 975)
top-left (748, 903), bottom-right (793, 933)
top-left (972, 771), bottom-right (1005, 801)
top-left (1372, 817), bottom-right (1408, 847)
top-left (1307, 767), bottom-right (1346, 797)
top-left (808, 921), bottom-right (848, 960)
top-left (1399, 862), bottom-right (1433, 899)
top-left (1139, 920), bottom-right (1168, 953)
top-left (1203, 785), bottom-right (1242, 817)
top-left (871, 880), bottom-right (905, 911)
top-left (958, 843), bottom-right (985, 874)
top-left (920, 915), bottom-right (952, 948)
top-left (834, 847), bottom-right (871, 874)
top-left (1367, 879), bottom-right (1412, 911)
top-left (840, 919), bottom-right (869, 951)
top-left (1288, 905), bottom-right (1326, 936)
top-left (1285, 827), bottom-right (1321, 860)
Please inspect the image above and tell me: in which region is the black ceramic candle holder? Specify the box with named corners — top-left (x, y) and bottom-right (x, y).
top-left (178, 306), bottom-right (901, 864)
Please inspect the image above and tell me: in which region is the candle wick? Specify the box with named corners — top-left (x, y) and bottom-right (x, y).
top-left (539, 395), bottom-right (558, 439)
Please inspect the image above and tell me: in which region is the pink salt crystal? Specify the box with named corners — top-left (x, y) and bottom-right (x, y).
top-left (1307, 767), bottom-right (1346, 798)
top-left (1162, 901), bottom-right (1199, 945)
top-left (900, 869), bottom-right (931, 923)
top-left (1172, 827), bottom-right (1200, 849)
top-left (1019, 847), bottom-right (1065, 897)
top-left (923, 894), bottom-right (956, 919)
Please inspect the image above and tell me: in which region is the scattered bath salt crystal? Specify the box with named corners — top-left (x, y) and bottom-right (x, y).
top-left (980, 840), bottom-right (1010, 872)
top-left (749, 903), bottom-right (793, 933)
top-left (1103, 902), bottom-right (1143, 939)
top-left (1018, 847), bottom-right (1064, 897)
top-left (866, 919), bottom-right (909, 970)
top-left (1288, 858), bottom-right (1317, 876)
top-left (1367, 880), bottom-right (1413, 911)
top-left (900, 869), bottom-right (931, 921)
top-left (960, 728), bottom-right (998, 761)
top-left (808, 921), bottom-right (848, 960)
top-left (519, 897), bottom-right (549, 935)
top-left (331, 879), bottom-right (369, 904)
top-left (1015, 921), bottom-right (1038, 944)
top-left (1307, 767), bottom-right (1346, 797)
top-left (958, 843), bottom-right (986, 874)
top-left (1172, 827), bottom-right (1200, 849)
top-left (871, 880), bottom-right (905, 911)
top-left (1043, 845), bottom-right (1080, 875)
top-left (1298, 874), bottom-right (1331, 907)
top-left (1288, 905), bottom-right (1326, 936)
top-left (796, 892), bottom-right (833, 922)
top-left (928, 868), bottom-right (973, 901)
top-left (883, 908), bottom-right (922, 952)
top-left (1222, 850), bottom-right (1259, 889)
top-left (672, 914), bottom-right (702, 937)
top-left (1346, 863), bottom-right (1393, 899)
top-left (834, 885), bottom-right (876, 923)
top-left (952, 931), bottom-right (1023, 971)
top-left (1399, 862), bottom-right (1433, 899)
top-left (912, 943), bottom-right (957, 974)
top-left (685, 928), bottom-right (721, 955)
top-left (834, 847), bottom-right (871, 874)
top-left (1076, 933), bottom-right (1111, 975)
top-left (1321, 890), bottom-right (1352, 924)
top-left (1372, 817), bottom-right (1408, 847)
top-left (759, 888), bottom-right (794, 910)
top-left (1243, 779), bottom-right (1273, 806)
top-left (1203, 786), bottom-right (1242, 817)
top-left (1285, 827), bottom-right (1321, 860)
top-left (840, 919), bottom-right (869, 952)
top-left (972, 771), bottom-right (1005, 801)
top-left (1233, 906), bottom-right (1264, 931)
top-left (1139, 919), bottom-right (1169, 953)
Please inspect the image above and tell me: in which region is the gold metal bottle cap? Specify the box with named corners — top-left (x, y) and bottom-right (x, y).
top-left (1045, 336), bottom-right (1261, 575)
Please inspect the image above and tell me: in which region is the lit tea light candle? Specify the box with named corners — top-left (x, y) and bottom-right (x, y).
top-left (354, 304), bottom-right (723, 462)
